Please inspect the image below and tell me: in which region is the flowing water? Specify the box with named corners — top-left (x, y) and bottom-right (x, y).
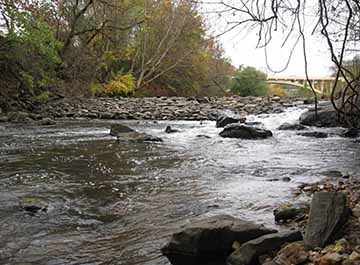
top-left (0, 107), bottom-right (359, 265)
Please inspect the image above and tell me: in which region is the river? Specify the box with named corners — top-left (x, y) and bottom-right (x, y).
top-left (0, 107), bottom-right (359, 265)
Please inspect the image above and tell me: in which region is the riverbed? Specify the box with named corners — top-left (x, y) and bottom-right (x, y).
top-left (0, 107), bottom-right (359, 265)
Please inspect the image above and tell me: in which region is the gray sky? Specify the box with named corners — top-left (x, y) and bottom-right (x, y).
top-left (218, 27), bottom-right (333, 77)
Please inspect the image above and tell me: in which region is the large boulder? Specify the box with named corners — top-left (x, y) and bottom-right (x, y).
top-left (304, 192), bottom-right (349, 248)
top-left (299, 105), bottom-right (339, 127)
top-left (219, 124), bottom-right (272, 139)
top-left (227, 231), bottom-right (303, 265)
top-left (161, 215), bottom-right (276, 264)
top-left (110, 124), bottom-right (162, 142)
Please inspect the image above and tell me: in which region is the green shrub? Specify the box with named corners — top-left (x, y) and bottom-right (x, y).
top-left (230, 66), bottom-right (268, 96)
top-left (34, 91), bottom-right (50, 103)
top-left (90, 82), bottom-right (104, 97)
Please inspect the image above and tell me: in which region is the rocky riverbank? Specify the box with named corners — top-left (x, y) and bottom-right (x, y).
top-left (161, 171), bottom-right (360, 265)
top-left (0, 96), bottom-right (303, 123)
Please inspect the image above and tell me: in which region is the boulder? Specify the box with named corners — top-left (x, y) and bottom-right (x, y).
top-left (227, 231), bottom-right (303, 265)
top-left (304, 192), bottom-right (349, 248)
top-left (219, 124), bottom-right (272, 139)
top-left (299, 106), bottom-right (339, 127)
top-left (273, 203), bottom-right (309, 223)
top-left (297, 131), bottom-right (328, 138)
top-left (216, 116), bottom-right (242, 128)
top-left (38, 118), bottom-right (56, 126)
top-left (162, 215), bottom-right (276, 263)
top-left (278, 123), bottom-right (308, 131)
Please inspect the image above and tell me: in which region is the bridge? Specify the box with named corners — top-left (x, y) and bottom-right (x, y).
top-left (267, 76), bottom-right (341, 95)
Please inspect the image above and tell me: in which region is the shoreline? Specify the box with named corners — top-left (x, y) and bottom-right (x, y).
top-left (0, 96), bottom-right (308, 124)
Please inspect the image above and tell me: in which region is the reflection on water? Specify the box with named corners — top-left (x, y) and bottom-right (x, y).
top-left (0, 108), bottom-right (359, 265)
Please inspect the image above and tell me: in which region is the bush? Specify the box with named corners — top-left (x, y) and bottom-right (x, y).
top-left (269, 86), bottom-right (287, 97)
top-left (103, 73), bottom-right (136, 97)
top-left (230, 66), bottom-right (268, 96)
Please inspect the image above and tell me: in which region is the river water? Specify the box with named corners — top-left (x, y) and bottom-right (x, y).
top-left (0, 107), bottom-right (359, 265)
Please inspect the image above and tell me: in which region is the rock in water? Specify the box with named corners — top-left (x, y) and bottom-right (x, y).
top-left (304, 192), bottom-right (349, 248)
top-left (297, 131), bottom-right (328, 138)
top-left (110, 124), bottom-right (135, 136)
top-left (277, 122), bottom-right (308, 131)
top-left (342, 128), bottom-right (359, 138)
top-left (219, 124), bottom-right (272, 139)
top-left (161, 215), bottom-right (276, 264)
top-left (273, 203), bottom-right (309, 223)
top-left (227, 231), bottom-right (302, 265)
top-left (299, 105), bottom-right (339, 127)
top-left (216, 115), bottom-right (242, 128)
top-left (165, 126), bottom-right (179, 133)
top-left (110, 124), bottom-right (162, 142)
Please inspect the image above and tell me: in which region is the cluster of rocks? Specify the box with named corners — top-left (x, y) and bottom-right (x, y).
top-left (162, 170), bottom-right (360, 265)
top-left (0, 96), bottom-right (298, 124)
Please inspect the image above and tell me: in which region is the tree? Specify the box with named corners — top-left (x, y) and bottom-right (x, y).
top-left (230, 66), bottom-right (268, 97)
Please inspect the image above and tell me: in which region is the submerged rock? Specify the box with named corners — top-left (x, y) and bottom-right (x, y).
top-left (304, 192), bottom-right (349, 248)
top-left (227, 231), bottom-right (303, 265)
top-left (297, 131), bottom-right (328, 138)
top-left (342, 128), bottom-right (360, 138)
top-left (19, 197), bottom-right (48, 214)
top-left (161, 215), bottom-right (276, 264)
top-left (278, 122), bottom-right (308, 131)
top-left (110, 124), bottom-right (162, 142)
top-left (219, 124), bottom-right (272, 139)
top-left (216, 115), bottom-right (245, 128)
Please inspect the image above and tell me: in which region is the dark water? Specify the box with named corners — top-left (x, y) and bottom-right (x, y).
top-left (0, 108), bottom-right (359, 265)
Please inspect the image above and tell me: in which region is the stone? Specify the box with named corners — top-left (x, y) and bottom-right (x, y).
top-left (110, 124), bottom-right (135, 136)
top-left (161, 215), bottom-right (276, 263)
top-left (350, 250), bottom-right (360, 261)
top-left (165, 126), bottom-right (179, 133)
top-left (320, 170), bottom-right (343, 178)
top-left (299, 105), bottom-right (339, 127)
top-left (297, 131), bottom-right (329, 138)
top-left (352, 203), bottom-right (360, 218)
top-left (219, 124), bottom-right (272, 139)
top-left (278, 122), bottom-right (308, 131)
top-left (227, 231), bottom-right (302, 265)
top-left (116, 132), bottom-right (163, 142)
top-left (342, 128), bottom-right (360, 138)
top-left (38, 118), bottom-right (56, 126)
top-left (19, 197), bottom-right (48, 215)
top-left (318, 253), bottom-right (343, 265)
top-left (274, 203), bottom-right (309, 223)
top-left (99, 112), bottom-right (114, 119)
top-left (7, 111), bottom-right (33, 123)
top-left (304, 192), bottom-right (349, 248)
top-left (216, 115), bottom-right (241, 128)
top-left (273, 241), bottom-right (309, 265)
top-left (0, 116), bottom-right (8, 122)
